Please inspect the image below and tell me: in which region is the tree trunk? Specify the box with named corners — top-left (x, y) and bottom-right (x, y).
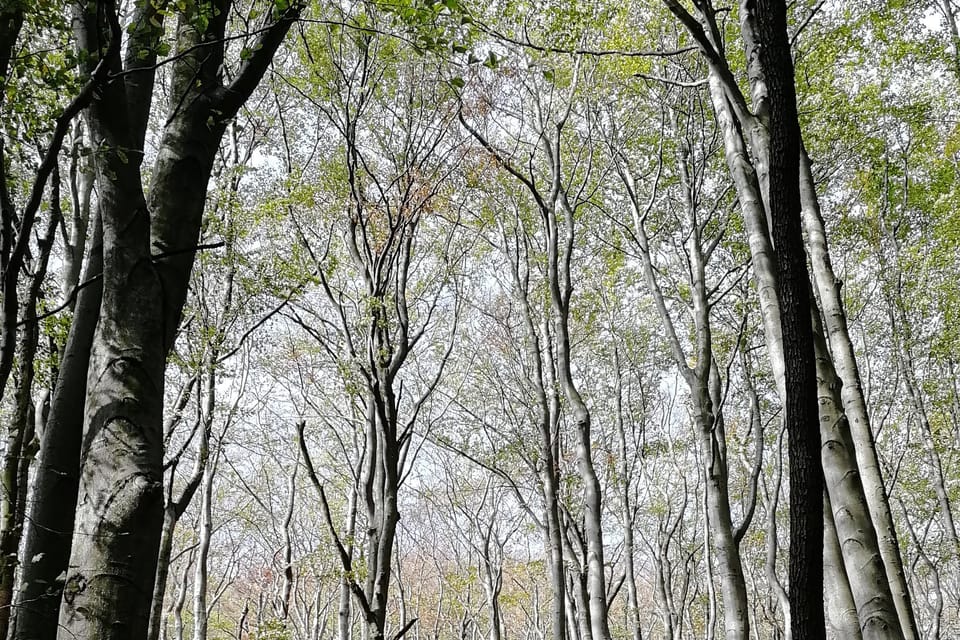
top-left (339, 482), bottom-right (358, 640)
top-left (614, 348), bottom-right (643, 640)
top-left (812, 306), bottom-right (902, 638)
top-left (0, 202), bottom-right (57, 640)
top-left (823, 491), bottom-right (862, 640)
top-left (57, 1), bottom-right (299, 635)
top-left (193, 449), bottom-right (217, 640)
top-left (763, 426), bottom-right (791, 639)
top-left (755, 3), bottom-right (824, 637)
top-left (15, 214), bottom-right (102, 640)
top-left (800, 146), bottom-right (919, 639)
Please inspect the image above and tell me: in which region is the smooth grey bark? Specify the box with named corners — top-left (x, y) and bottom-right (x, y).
top-left (558, 507), bottom-right (592, 640)
top-left (800, 147), bottom-right (918, 639)
top-left (337, 476), bottom-right (359, 640)
top-left (659, 27), bottom-right (909, 636)
top-left (666, 5), bottom-right (905, 634)
top-left (167, 549), bottom-right (194, 640)
top-left (812, 306), bottom-right (902, 638)
top-left (823, 491), bottom-right (862, 640)
top-left (57, 32), bottom-right (167, 628)
top-left (16, 3), bottom-right (162, 632)
top-left (278, 450), bottom-right (298, 621)
top-left (616, 134), bottom-right (750, 640)
top-left (192, 445), bottom-right (218, 640)
top-left (546, 138), bottom-right (613, 640)
top-left (57, 0), bottom-right (301, 635)
top-left (469, 69), bottom-right (615, 639)
top-left (763, 425), bottom-right (791, 639)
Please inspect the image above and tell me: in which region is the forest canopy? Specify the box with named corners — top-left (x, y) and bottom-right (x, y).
top-left (0, 1), bottom-right (958, 639)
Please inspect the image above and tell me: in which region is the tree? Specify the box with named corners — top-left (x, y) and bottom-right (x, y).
top-left (53, 0), bottom-right (301, 636)
top-left (754, 3), bottom-right (823, 636)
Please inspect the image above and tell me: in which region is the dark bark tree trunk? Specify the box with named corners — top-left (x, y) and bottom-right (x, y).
top-left (0, 5), bottom-right (25, 405)
top-left (15, 213), bottom-right (103, 640)
top-left (755, 2), bottom-right (824, 638)
top-left (0, 191), bottom-right (58, 640)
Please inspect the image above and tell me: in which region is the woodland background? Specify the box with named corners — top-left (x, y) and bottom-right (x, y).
top-left (0, 1), bottom-right (958, 639)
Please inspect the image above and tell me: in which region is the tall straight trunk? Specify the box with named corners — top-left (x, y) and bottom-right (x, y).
top-left (168, 550), bottom-right (194, 640)
top-left (800, 147), bottom-right (918, 639)
top-left (714, 78), bottom-right (901, 632)
top-left (540, 420), bottom-right (566, 640)
top-left (811, 307), bottom-right (902, 638)
top-left (551, 186), bottom-right (611, 640)
top-left (614, 348), bottom-right (643, 640)
top-left (193, 450), bottom-right (217, 640)
top-left (480, 557), bottom-right (502, 640)
top-left (15, 214), bottom-right (102, 640)
top-left (755, 3), bottom-right (823, 637)
top-left (617, 136), bottom-right (750, 640)
top-left (668, 25), bottom-right (905, 633)
top-left (278, 452), bottom-right (298, 619)
top-left (695, 404), bottom-right (749, 640)
top-left (338, 482), bottom-right (358, 640)
top-left (708, 76), bottom-right (786, 398)
top-left (823, 492), bottom-right (862, 640)
top-left (57, 89), bottom-right (168, 637)
top-left (563, 570), bottom-right (587, 640)
top-left (503, 224), bottom-right (565, 640)
top-left (9, 388), bottom-right (39, 639)
top-left (764, 426), bottom-right (791, 639)
top-left (150, 505), bottom-right (183, 640)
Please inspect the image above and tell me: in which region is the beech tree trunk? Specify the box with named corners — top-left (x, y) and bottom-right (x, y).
top-left (15, 215), bottom-right (102, 640)
top-left (823, 491), bottom-right (862, 639)
top-left (0, 198), bottom-right (57, 640)
top-left (616, 132), bottom-right (751, 640)
top-left (811, 307), bottom-right (902, 638)
top-left (800, 146), bottom-right (918, 639)
top-left (56, 1), bottom-right (300, 636)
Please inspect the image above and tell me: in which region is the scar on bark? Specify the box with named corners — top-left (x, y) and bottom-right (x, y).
top-left (62, 573), bottom-right (87, 603)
